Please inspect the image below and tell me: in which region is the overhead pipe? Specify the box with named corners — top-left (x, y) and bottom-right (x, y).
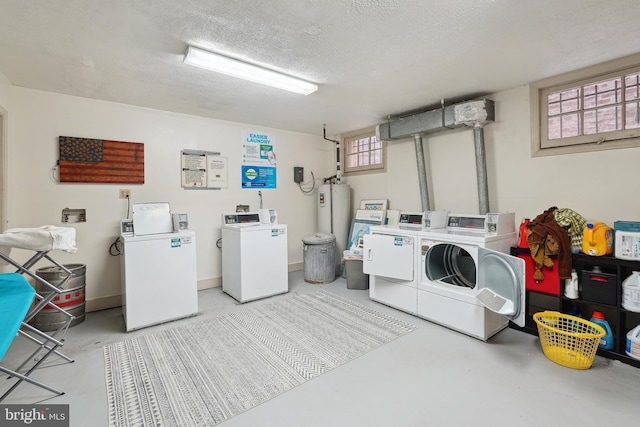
top-left (413, 134), bottom-right (430, 211)
top-left (323, 124), bottom-right (341, 184)
top-left (473, 125), bottom-right (490, 214)
top-left (377, 100), bottom-right (494, 141)
top-left (377, 99), bottom-right (495, 214)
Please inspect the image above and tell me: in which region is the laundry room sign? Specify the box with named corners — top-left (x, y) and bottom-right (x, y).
top-left (241, 130), bottom-right (277, 189)
top-left (180, 150), bottom-right (228, 189)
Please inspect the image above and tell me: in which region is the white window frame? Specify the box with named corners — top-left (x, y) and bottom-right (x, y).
top-left (341, 126), bottom-right (386, 176)
top-left (530, 52), bottom-right (640, 157)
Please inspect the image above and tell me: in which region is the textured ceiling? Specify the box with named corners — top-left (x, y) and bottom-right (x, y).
top-left (0, 0), bottom-right (639, 136)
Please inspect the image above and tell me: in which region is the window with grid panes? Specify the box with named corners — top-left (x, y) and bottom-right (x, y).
top-left (342, 127), bottom-right (386, 175)
top-left (530, 53), bottom-right (640, 156)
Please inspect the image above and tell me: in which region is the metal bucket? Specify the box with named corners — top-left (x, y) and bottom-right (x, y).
top-left (302, 233), bottom-right (336, 284)
top-left (30, 263), bottom-right (86, 331)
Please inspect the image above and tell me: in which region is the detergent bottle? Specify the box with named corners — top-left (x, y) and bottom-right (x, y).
top-left (566, 305), bottom-right (581, 331)
top-left (590, 311), bottom-right (614, 350)
top-left (581, 222), bottom-right (614, 256)
top-left (625, 323), bottom-right (640, 360)
top-left (567, 305), bottom-right (581, 318)
top-left (564, 269), bottom-right (579, 299)
top-left (621, 271), bottom-right (640, 312)
top-left (517, 218), bottom-right (530, 248)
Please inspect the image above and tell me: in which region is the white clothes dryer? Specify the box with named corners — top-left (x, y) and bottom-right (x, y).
top-left (363, 224), bottom-right (422, 315)
top-left (417, 213), bottom-right (526, 341)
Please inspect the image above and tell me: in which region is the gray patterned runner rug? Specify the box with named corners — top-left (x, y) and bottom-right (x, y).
top-left (104, 290), bottom-right (416, 427)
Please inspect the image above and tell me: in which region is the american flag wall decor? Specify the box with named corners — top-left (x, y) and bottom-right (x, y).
top-left (58, 136), bottom-right (144, 184)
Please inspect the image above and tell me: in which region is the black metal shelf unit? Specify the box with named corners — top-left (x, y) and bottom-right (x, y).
top-left (510, 247), bottom-right (640, 368)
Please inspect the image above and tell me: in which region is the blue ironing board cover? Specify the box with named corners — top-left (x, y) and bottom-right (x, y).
top-left (0, 273), bottom-right (35, 360)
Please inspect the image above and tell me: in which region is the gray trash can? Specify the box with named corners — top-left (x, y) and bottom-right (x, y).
top-left (302, 233), bottom-right (336, 284)
top-left (345, 259), bottom-right (369, 290)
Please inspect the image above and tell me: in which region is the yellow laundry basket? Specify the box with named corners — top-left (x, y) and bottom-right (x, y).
top-left (533, 311), bottom-right (605, 370)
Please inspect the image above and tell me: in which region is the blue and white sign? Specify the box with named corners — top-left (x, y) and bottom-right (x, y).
top-left (241, 130), bottom-right (277, 188)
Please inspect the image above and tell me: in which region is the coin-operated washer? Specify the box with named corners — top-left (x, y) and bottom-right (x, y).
top-left (221, 212), bottom-right (288, 303)
top-left (417, 212), bottom-right (526, 341)
top-left (363, 211), bottom-right (448, 315)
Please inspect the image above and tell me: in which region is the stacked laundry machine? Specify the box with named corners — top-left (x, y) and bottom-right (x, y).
top-left (364, 211), bottom-right (526, 341)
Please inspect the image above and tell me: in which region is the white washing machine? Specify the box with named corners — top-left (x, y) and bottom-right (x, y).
top-left (362, 212), bottom-right (427, 315)
top-left (221, 212), bottom-right (288, 303)
top-left (121, 202), bottom-right (198, 332)
top-left (417, 213), bottom-right (526, 341)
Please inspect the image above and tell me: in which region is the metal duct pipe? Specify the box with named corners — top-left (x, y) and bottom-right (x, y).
top-left (376, 99), bottom-right (494, 141)
top-left (376, 99), bottom-right (495, 215)
top-left (413, 134), bottom-right (430, 211)
top-left (473, 125), bottom-right (490, 215)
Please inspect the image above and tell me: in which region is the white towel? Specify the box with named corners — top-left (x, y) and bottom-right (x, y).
top-left (0, 226), bottom-right (78, 258)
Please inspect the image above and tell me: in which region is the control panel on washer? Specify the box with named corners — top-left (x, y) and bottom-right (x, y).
top-left (399, 212), bottom-right (424, 226)
top-left (446, 212), bottom-right (515, 236)
top-left (222, 212), bottom-right (260, 225)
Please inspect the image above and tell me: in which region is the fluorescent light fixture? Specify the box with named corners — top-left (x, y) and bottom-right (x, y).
top-left (184, 46), bottom-right (318, 95)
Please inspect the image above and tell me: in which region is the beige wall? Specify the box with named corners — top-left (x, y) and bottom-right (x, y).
top-left (0, 70), bottom-right (10, 106)
top-left (5, 87), bottom-right (333, 310)
top-left (0, 70), bottom-right (10, 237)
top-left (345, 85), bottom-right (640, 225)
top-left (5, 83), bottom-right (639, 312)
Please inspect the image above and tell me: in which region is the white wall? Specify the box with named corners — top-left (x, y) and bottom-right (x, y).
top-left (346, 85), bottom-right (640, 225)
top-left (7, 83), bottom-right (639, 312)
top-left (0, 70), bottom-right (10, 106)
top-left (0, 70), bottom-right (11, 239)
top-left (6, 87), bottom-right (333, 310)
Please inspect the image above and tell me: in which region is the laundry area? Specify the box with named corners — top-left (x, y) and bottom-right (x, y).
top-left (1, 1), bottom-right (640, 426)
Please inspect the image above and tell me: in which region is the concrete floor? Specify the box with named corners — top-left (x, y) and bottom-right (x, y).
top-left (2, 270), bottom-right (639, 426)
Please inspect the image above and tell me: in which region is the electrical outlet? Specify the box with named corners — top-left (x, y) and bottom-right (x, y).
top-left (294, 167), bottom-right (304, 183)
top-left (119, 189), bottom-right (131, 199)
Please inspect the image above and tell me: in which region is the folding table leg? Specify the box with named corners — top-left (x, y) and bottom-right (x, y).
top-left (0, 251), bottom-right (75, 369)
top-left (0, 252), bottom-right (72, 323)
top-left (0, 344), bottom-right (65, 401)
top-left (13, 322), bottom-right (74, 374)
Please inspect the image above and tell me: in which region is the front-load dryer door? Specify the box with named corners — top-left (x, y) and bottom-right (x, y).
top-left (363, 234), bottom-right (414, 281)
top-left (476, 247), bottom-right (526, 327)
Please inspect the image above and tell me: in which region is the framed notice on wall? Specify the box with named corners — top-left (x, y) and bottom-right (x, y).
top-left (181, 150), bottom-right (228, 189)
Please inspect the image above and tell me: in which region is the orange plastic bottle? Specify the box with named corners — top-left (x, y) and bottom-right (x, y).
top-left (517, 218), bottom-right (530, 248)
top-left (581, 222), bottom-right (613, 256)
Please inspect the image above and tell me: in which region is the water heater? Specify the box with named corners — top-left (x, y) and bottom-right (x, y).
top-left (318, 183), bottom-right (351, 267)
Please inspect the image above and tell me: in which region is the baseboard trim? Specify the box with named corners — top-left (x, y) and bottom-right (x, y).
top-left (197, 277), bottom-right (221, 290)
top-left (288, 262), bottom-right (303, 272)
top-left (86, 295), bottom-right (122, 313)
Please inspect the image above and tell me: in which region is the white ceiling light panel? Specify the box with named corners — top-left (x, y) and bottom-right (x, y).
top-left (184, 46), bottom-right (318, 96)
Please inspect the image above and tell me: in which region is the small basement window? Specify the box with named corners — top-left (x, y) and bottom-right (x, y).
top-left (530, 52), bottom-right (640, 156)
top-left (342, 127), bottom-right (386, 175)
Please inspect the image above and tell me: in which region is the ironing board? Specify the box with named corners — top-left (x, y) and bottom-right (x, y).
top-left (0, 226), bottom-right (77, 254)
top-left (0, 225), bottom-right (77, 322)
top-left (0, 226), bottom-right (77, 366)
top-left (0, 273), bottom-right (64, 401)
top-left (0, 274), bottom-right (34, 361)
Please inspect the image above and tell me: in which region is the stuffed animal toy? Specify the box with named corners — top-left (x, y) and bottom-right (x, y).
top-left (527, 231), bottom-right (560, 282)
top-left (526, 207), bottom-right (573, 281)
